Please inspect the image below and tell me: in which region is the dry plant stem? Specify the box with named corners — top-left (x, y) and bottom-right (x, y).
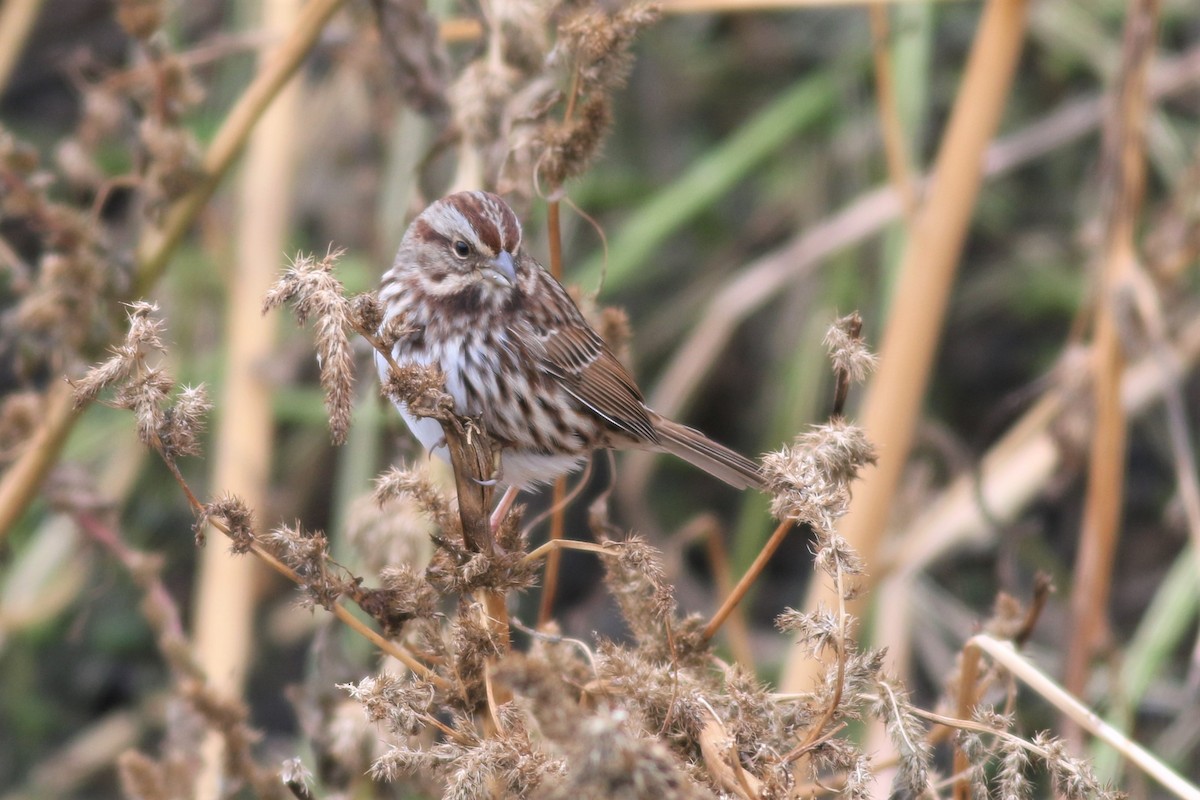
top-left (1064, 0), bottom-right (1157, 706)
top-left (523, 537), bottom-right (614, 564)
top-left (785, 564), bottom-right (847, 763)
top-left (784, 0), bottom-right (1030, 694)
top-left (0, 0), bottom-right (348, 541)
top-left (952, 636), bottom-right (983, 800)
top-left (0, 0), bottom-right (44, 95)
top-left (867, 2), bottom-right (918, 221)
top-left (0, 383), bottom-right (81, 537)
top-left (701, 521), bottom-right (755, 668)
top-left (967, 634), bottom-right (1200, 800)
top-left (537, 476), bottom-right (567, 627)
top-left (697, 699), bottom-right (764, 798)
top-left (701, 519), bottom-right (793, 642)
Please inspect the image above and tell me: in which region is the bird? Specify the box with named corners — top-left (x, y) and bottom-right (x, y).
top-left (376, 190), bottom-right (763, 529)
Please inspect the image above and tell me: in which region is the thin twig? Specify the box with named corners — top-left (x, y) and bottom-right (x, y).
top-left (523, 538), bottom-right (616, 564)
top-left (785, 563), bottom-right (847, 762)
top-left (155, 438), bottom-right (448, 687)
top-left (701, 519), bottom-right (793, 642)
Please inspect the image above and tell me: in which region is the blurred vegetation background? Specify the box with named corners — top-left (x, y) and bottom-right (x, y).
top-left (1, 0), bottom-right (1199, 796)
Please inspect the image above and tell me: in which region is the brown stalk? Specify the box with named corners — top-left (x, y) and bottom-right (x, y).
top-left (1063, 0), bottom-right (1158, 709)
top-left (867, 3), bottom-right (918, 222)
top-left (783, 0), bottom-right (1030, 694)
top-left (191, 0), bottom-right (304, 794)
top-left (0, 0), bottom-right (349, 541)
top-left (952, 636), bottom-right (984, 800)
top-left (0, 0), bottom-right (45, 95)
top-left (967, 634), bottom-right (1200, 800)
top-left (701, 519), bottom-right (792, 643)
top-left (700, 518), bottom-right (755, 667)
top-left (784, 563), bottom-right (848, 763)
top-left (523, 537), bottom-right (615, 563)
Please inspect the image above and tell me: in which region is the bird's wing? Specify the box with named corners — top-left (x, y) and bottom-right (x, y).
top-left (527, 286), bottom-right (658, 444)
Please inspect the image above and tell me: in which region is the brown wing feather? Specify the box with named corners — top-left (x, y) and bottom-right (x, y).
top-left (526, 274), bottom-right (658, 444)
top-left (537, 322), bottom-right (659, 444)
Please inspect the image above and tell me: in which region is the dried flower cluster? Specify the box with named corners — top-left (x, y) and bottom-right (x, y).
top-left (72, 301), bottom-right (211, 461)
top-left (443, 0), bottom-right (659, 200)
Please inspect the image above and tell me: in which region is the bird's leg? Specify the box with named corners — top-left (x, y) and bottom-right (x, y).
top-left (490, 485), bottom-right (520, 535)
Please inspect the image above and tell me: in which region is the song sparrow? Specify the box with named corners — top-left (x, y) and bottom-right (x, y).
top-left (377, 191), bottom-right (763, 521)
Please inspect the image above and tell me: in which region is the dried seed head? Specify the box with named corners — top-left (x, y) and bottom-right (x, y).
top-left (824, 313), bottom-right (875, 386)
top-left (199, 494), bottom-right (256, 551)
top-left (158, 383), bottom-right (211, 458)
top-left (762, 419), bottom-right (876, 534)
top-left (264, 251), bottom-right (357, 444)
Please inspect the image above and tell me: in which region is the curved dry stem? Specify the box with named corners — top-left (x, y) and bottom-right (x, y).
top-left (523, 538), bottom-right (616, 564)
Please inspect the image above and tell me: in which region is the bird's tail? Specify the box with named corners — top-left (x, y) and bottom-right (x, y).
top-left (651, 414), bottom-right (765, 491)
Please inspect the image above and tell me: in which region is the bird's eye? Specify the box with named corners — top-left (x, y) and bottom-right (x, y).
top-left (452, 240), bottom-right (471, 258)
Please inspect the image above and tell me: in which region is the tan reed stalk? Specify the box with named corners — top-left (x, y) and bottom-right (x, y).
top-left (1064, 0), bottom-right (1158, 708)
top-left (190, 1), bottom-right (304, 795)
top-left (781, 0), bottom-right (1030, 694)
top-left (868, 3), bottom-right (918, 222)
top-left (0, 0), bottom-right (45, 95)
top-left (967, 634), bottom-right (1200, 800)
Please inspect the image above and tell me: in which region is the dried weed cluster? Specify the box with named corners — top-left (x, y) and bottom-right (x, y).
top-left (69, 266), bottom-right (1119, 798)
top-left (439, 0), bottom-right (659, 198)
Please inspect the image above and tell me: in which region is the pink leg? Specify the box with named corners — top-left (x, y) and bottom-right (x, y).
top-left (489, 486), bottom-right (520, 534)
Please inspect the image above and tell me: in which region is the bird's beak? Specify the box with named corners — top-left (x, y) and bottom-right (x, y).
top-left (484, 251), bottom-right (517, 287)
